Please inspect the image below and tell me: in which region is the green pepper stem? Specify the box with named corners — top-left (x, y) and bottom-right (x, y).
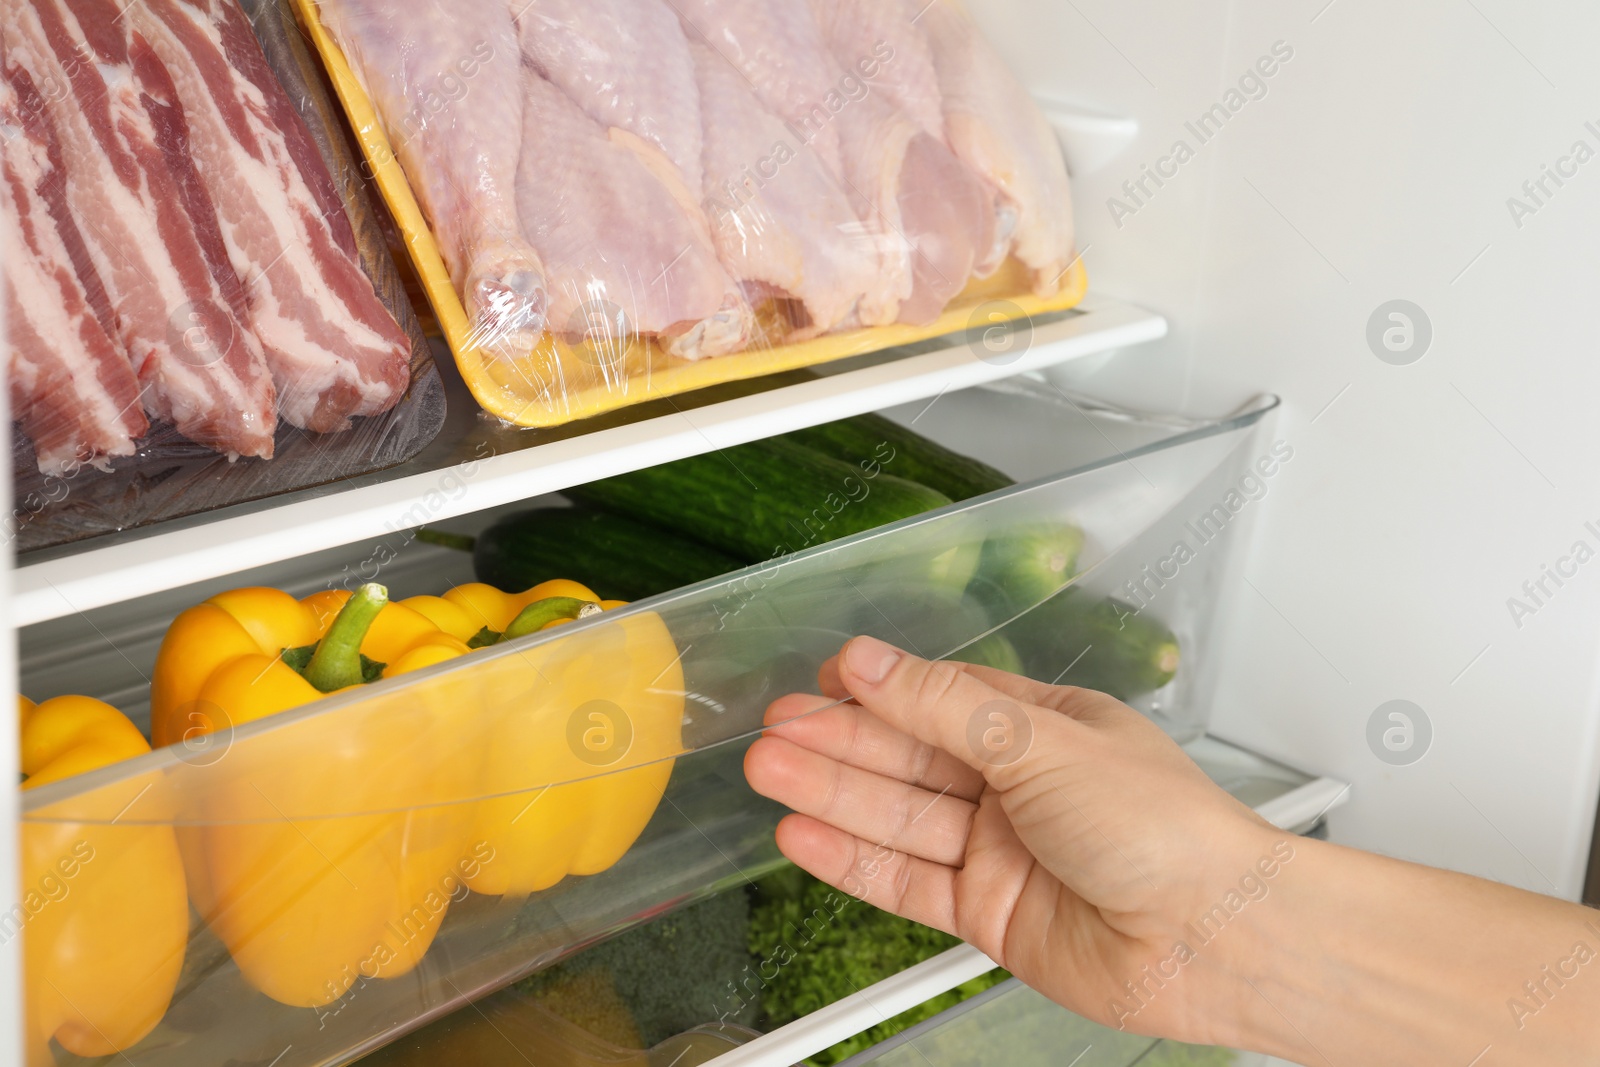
top-left (304, 583), bottom-right (389, 692)
top-left (415, 528), bottom-right (476, 552)
top-left (500, 597), bottom-right (601, 642)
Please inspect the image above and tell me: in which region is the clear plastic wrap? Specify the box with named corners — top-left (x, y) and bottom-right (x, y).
top-left (18, 396), bottom-right (1272, 1066)
top-left (296, 0), bottom-right (1086, 427)
top-left (5, 0), bottom-right (444, 554)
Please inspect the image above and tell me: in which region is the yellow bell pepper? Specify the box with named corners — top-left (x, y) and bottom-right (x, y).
top-left (148, 577), bottom-right (685, 1004)
top-left (448, 581), bottom-right (687, 896)
top-left (18, 695), bottom-right (187, 1064)
top-left (148, 582), bottom-right (613, 1008)
top-left (149, 584), bottom-right (481, 1007)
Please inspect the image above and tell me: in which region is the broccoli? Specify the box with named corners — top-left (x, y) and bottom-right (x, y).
top-left (516, 886), bottom-right (757, 1047)
top-left (745, 866), bottom-right (1010, 1065)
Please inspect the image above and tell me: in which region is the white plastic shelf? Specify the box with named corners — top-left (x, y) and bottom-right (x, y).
top-left (13, 294), bottom-right (1164, 628)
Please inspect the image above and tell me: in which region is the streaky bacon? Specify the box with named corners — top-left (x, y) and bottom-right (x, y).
top-left (10, 0), bottom-right (278, 459)
top-left (2, 65), bottom-right (148, 474)
top-left (131, 0), bottom-right (412, 433)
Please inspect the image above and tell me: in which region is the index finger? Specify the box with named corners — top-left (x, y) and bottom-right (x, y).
top-left (818, 648), bottom-right (1105, 720)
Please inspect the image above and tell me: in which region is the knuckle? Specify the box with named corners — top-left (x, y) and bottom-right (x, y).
top-left (905, 739), bottom-right (937, 788)
top-left (910, 660), bottom-right (966, 711)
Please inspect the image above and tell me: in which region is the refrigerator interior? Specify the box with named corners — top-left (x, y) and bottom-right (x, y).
top-left (9, 0), bottom-right (1598, 1062)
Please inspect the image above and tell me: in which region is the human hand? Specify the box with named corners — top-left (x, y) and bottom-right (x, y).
top-left (744, 634), bottom-right (1294, 1044)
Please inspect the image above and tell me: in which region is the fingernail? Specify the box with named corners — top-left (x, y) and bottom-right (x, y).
top-left (846, 636), bottom-right (901, 684)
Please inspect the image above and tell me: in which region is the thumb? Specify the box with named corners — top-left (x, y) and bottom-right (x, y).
top-left (835, 635), bottom-right (1049, 775)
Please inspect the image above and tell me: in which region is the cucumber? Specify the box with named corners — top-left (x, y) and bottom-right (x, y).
top-left (1005, 591), bottom-right (1180, 699)
top-left (783, 412), bottom-right (1013, 501)
top-left (978, 522), bottom-right (1085, 611)
top-left (465, 507), bottom-right (743, 602)
top-left (566, 438), bottom-right (973, 586)
top-left (948, 633), bottom-right (1025, 675)
top-left (785, 415), bottom-right (1083, 607)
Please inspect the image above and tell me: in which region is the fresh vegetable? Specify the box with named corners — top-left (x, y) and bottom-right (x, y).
top-left (149, 583), bottom-right (480, 1006)
top-left (786, 416), bottom-right (1084, 612)
top-left (1006, 590), bottom-right (1181, 699)
top-left (421, 507), bottom-right (745, 601)
top-left (948, 632), bottom-right (1025, 675)
top-left (977, 522), bottom-right (1085, 612)
top-left (565, 438), bottom-right (973, 587)
top-left (349, 977), bottom-right (641, 1065)
top-left (461, 580), bottom-right (686, 896)
top-left (148, 578), bottom-right (677, 1006)
top-left (517, 886), bottom-right (756, 1046)
top-left (746, 866), bottom-right (1009, 1065)
top-left (19, 695), bottom-right (187, 1064)
top-left (782, 412), bottom-right (1013, 501)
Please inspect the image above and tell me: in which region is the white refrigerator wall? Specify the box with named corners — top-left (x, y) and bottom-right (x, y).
top-left (975, 0), bottom-right (1600, 897)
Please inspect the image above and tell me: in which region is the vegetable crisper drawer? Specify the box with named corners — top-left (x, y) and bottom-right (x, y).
top-left (18, 397), bottom-right (1276, 1067)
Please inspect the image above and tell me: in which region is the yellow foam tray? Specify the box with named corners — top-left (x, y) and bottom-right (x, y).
top-left (293, 0), bottom-right (1088, 428)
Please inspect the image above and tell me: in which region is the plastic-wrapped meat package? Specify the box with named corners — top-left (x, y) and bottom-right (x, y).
top-left (302, 0), bottom-right (1085, 427)
top-left (681, 0), bottom-right (993, 327)
top-left (691, 40), bottom-right (885, 340)
top-left (315, 0), bottom-right (547, 360)
top-left (127, 0), bottom-right (413, 432)
top-left (3, 0), bottom-right (441, 551)
top-left (2, 67), bottom-right (148, 475)
top-left (516, 69), bottom-right (749, 361)
top-left (7, 0), bottom-right (279, 460)
top-left (915, 0), bottom-right (1079, 296)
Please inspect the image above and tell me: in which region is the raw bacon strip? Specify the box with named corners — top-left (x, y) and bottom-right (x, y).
top-left (9, 0), bottom-right (277, 459)
top-left (319, 0), bottom-right (547, 359)
top-left (131, 0), bottom-right (411, 433)
top-left (2, 67), bottom-right (147, 473)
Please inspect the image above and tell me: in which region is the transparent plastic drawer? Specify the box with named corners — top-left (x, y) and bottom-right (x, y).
top-left (19, 396), bottom-right (1276, 1066)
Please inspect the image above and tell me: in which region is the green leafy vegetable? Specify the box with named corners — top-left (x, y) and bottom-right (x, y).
top-left (516, 888), bottom-right (755, 1047)
top-left (746, 866), bottom-right (1009, 1065)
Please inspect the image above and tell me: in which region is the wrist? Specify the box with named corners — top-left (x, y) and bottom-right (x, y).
top-left (1209, 835), bottom-right (1600, 1063)
top-left (1144, 822), bottom-right (1315, 1050)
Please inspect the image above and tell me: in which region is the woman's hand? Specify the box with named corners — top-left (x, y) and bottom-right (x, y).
top-left (745, 635), bottom-right (1600, 1064)
top-left (744, 634), bottom-right (1287, 1045)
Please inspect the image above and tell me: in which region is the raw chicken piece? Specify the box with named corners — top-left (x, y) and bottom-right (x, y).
top-left (320, 0), bottom-right (546, 357)
top-left (2, 65), bottom-right (148, 473)
top-left (919, 1), bottom-right (1077, 296)
top-left (513, 0), bottom-right (704, 196)
top-left (692, 42), bottom-right (883, 338)
top-left (891, 129), bottom-right (995, 323)
top-left (683, 0), bottom-right (988, 325)
top-left (130, 0), bottom-right (412, 434)
top-left (673, 0), bottom-right (845, 178)
top-left (9, 0), bottom-right (278, 459)
top-left (516, 70), bottom-right (749, 360)
top-left (807, 0), bottom-right (944, 139)
top-left (808, 0), bottom-right (1003, 281)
